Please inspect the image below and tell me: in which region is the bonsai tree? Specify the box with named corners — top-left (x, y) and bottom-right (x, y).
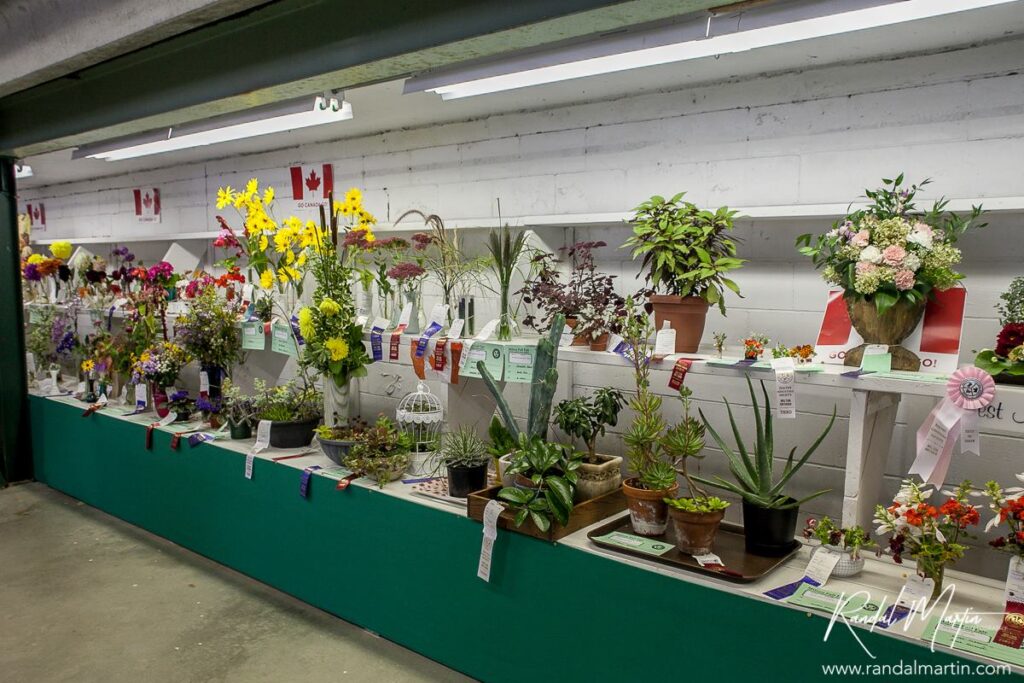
top-left (694, 375), bottom-right (835, 510)
top-left (497, 436), bottom-right (583, 532)
top-left (553, 388), bottom-right (626, 464)
top-left (625, 192), bottom-right (744, 313)
top-left (662, 386), bottom-right (729, 514)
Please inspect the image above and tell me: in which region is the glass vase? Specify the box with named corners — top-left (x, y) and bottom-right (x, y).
top-left (496, 289), bottom-right (514, 342)
top-left (917, 559), bottom-right (946, 601)
top-left (403, 288), bottom-right (422, 335)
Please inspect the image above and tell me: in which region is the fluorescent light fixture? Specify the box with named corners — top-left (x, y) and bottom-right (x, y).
top-left (14, 163), bottom-right (32, 179)
top-left (75, 95), bottom-right (352, 161)
top-left (410, 0), bottom-right (1018, 99)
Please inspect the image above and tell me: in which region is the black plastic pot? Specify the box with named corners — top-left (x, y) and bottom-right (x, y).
top-left (229, 420), bottom-right (252, 440)
top-left (447, 463), bottom-right (488, 498)
top-left (742, 498), bottom-right (799, 557)
top-left (269, 417), bottom-right (320, 448)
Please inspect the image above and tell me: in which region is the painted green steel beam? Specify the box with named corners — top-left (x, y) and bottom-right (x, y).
top-left (0, 158), bottom-right (31, 485)
top-left (0, 0), bottom-right (721, 157)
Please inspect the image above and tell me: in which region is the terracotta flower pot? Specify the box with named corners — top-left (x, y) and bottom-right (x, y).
top-left (566, 317), bottom-right (589, 347)
top-left (649, 295), bottom-right (710, 353)
top-left (589, 332), bottom-right (610, 352)
top-left (668, 506), bottom-right (726, 555)
top-left (623, 477), bottom-right (679, 536)
top-left (844, 295), bottom-right (926, 371)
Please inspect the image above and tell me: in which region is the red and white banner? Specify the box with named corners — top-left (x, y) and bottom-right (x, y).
top-left (814, 287), bottom-right (966, 373)
top-left (133, 188), bottom-right (161, 223)
top-left (289, 164), bottom-right (333, 204)
top-left (24, 202), bottom-right (46, 231)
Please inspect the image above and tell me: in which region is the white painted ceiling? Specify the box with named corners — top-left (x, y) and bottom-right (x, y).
top-left (19, 1), bottom-right (1024, 189)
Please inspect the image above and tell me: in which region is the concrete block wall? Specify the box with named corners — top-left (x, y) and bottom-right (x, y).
top-left (21, 38), bottom-right (1024, 578)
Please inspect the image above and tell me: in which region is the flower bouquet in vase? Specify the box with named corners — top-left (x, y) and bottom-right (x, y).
top-left (798, 174), bottom-right (985, 371)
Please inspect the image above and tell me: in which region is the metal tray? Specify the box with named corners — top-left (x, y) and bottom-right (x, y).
top-left (586, 514), bottom-right (799, 583)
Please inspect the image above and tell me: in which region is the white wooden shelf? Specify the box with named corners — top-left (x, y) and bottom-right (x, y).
top-left (32, 231), bottom-right (219, 246)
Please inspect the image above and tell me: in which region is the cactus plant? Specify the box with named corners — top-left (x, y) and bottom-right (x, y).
top-left (477, 314), bottom-right (565, 442)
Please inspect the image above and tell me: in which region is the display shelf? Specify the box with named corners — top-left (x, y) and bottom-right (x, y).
top-left (32, 231), bottom-right (219, 246)
top-left (27, 393), bottom-right (1016, 677)
top-left (374, 195), bottom-right (1024, 232)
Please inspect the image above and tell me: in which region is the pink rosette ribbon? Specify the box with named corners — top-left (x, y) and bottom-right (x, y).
top-left (911, 367), bottom-right (995, 486)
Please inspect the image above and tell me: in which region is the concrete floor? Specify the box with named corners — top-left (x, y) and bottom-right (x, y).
top-left (0, 482), bottom-right (474, 682)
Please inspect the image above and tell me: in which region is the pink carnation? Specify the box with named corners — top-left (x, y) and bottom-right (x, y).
top-left (894, 269), bottom-right (916, 291)
top-left (855, 261), bottom-right (877, 276)
top-left (913, 222), bottom-right (934, 237)
top-left (850, 230), bottom-right (870, 248)
top-left (882, 245), bottom-right (906, 267)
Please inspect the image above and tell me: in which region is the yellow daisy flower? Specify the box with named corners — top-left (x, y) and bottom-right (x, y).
top-left (325, 337), bottom-right (349, 361)
top-left (259, 270), bottom-right (274, 290)
top-left (319, 298), bottom-right (340, 316)
top-left (216, 186), bottom-right (236, 209)
top-left (298, 307), bottom-right (315, 340)
top-left (263, 186), bottom-right (275, 204)
top-left (245, 178), bottom-right (259, 197)
top-left (81, 359), bottom-right (95, 372)
top-left (258, 235), bottom-right (269, 252)
top-left (344, 187), bottom-right (363, 207)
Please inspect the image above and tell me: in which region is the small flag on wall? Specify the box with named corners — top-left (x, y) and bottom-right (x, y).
top-left (133, 188), bottom-right (161, 223)
top-left (24, 203), bottom-right (46, 231)
top-left (289, 164), bottom-right (333, 202)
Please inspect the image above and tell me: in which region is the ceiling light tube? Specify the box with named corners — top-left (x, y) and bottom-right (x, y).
top-left (74, 95), bottom-right (352, 161)
top-left (412, 0), bottom-right (1018, 99)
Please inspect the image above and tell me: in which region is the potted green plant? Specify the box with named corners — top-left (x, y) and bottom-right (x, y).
top-left (316, 418), bottom-right (368, 466)
top-left (253, 378), bottom-right (323, 448)
top-left (797, 174), bottom-right (985, 370)
top-left (487, 416), bottom-right (517, 487)
top-left (553, 388), bottom-right (626, 502)
top-left (801, 517), bottom-right (874, 577)
top-left (436, 426), bottom-right (490, 498)
top-left (694, 375), bottom-right (836, 556)
top-left (343, 415), bottom-right (413, 487)
top-left (222, 380), bottom-right (256, 439)
top-left (662, 386), bottom-right (730, 555)
top-left (625, 192), bottom-right (744, 352)
top-left (497, 436), bottom-right (582, 533)
top-left (620, 298), bottom-right (679, 536)
top-left (975, 276), bottom-right (1024, 385)
top-left (166, 390), bottom-right (194, 422)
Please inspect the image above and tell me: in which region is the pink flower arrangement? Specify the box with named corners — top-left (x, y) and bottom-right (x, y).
top-left (882, 244), bottom-right (906, 267)
top-left (850, 230), bottom-right (870, 247)
top-left (894, 269), bottom-right (916, 291)
top-left (855, 261), bottom-right (877, 276)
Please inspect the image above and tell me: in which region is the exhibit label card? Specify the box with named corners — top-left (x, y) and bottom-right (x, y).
top-left (271, 321), bottom-right (297, 357)
top-left (921, 617), bottom-right (1024, 667)
top-left (241, 321), bottom-right (266, 350)
top-left (593, 531), bottom-right (673, 557)
top-left (504, 344), bottom-right (536, 383)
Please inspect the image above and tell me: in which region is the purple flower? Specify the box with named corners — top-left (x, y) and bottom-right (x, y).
top-left (169, 390), bottom-right (189, 402)
top-left (23, 263), bottom-right (41, 281)
top-left (196, 396), bottom-right (220, 413)
top-left (387, 262), bottom-right (426, 281)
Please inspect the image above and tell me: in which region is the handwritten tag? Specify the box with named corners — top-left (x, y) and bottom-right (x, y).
top-left (654, 321), bottom-right (676, 357)
top-left (158, 412), bottom-right (177, 427)
top-left (199, 371), bottom-right (210, 396)
top-left (478, 500), bottom-right (503, 582)
top-left (805, 547), bottom-right (841, 585)
top-left (693, 553), bottom-right (723, 568)
top-left (448, 318), bottom-right (465, 339)
top-left (245, 453), bottom-right (255, 480)
top-left (134, 383), bottom-right (148, 407)
top-left (771, 357), bottom-right (796, 419)
top-left (900, 573), bottom-right (935, 607)
top-left (474, 319), bottom-right (498, 341)
top-left (253, 420), bottom-right (271, 453)
top-left (397, 303), bottom-right (412, 329)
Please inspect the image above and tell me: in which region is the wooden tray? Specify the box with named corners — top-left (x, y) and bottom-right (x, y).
top-left (586, 514), bottom-right (799, 582)
top-left (467, 485), bottom-right (626, 542)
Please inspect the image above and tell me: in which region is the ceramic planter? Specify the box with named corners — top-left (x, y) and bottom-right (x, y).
top-left (447, 463), bottom-right (488, 498)
top-left (811, 544), bottom-right (865, 578)
top-left (742, 499), bottom-right (798, 557)
top-left (668, 506), bottom-right (726, 555)
top-left (323, 378), bottom-right (360, 428)
top-left (497, 453), bottom-right (515, 487)
top-left (575, 454), bottom-right (623, 502)
top-left (649, 295), bottom-right (710, 353)
top-left (844, 295), bottom-right (926, 371)
top-left (317, 436), bottom-right (356, 465)
top-left (406, 450), bottom-right (438, 477)
top-left (566, 317), bottom-right (589, 346)
top-left (589, 332), bottom-right (610, 352)
top-left (622, 477), bottom-right (679, 536)
top-left (269, 417), bottom-right (320, 448)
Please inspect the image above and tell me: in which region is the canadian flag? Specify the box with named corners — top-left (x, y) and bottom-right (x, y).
top-left (24, 203), bottom-right (46, 231)
top-left (134, 188), bottom-right (161, 223)
top-left (289, 164), bottom-right (333, 201)
top-left (814, 287), bottom-right (966, 373)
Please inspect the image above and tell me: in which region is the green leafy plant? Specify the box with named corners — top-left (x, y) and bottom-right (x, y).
top-left (802, 517), bottom-right (874, 559)
top-left (221, 379), bottom-right (256, 426)
top-left (665, 497), bottom-right (730, 513)
top-left (997, 276), bottom-right (1024, 326)
top-left (625, 192), bottom-right (744, 313)
top-left (694, 375), bottom-right (835, 510)
top-left (553, 387), bottom-right (626, 463)
top-left (252, 378), bottom-right (322, 423)
top-left (344, 415), bottom-right (413, 488)
top-left (497, 436), bottom-right (582, 532)
top-left (661, 385), bottom-right (730, 516)
top-left (316, 417), bottom-right (368, 441)
top-left (438, 426), bottom-right (489, 469)
top-left (485, 226), bottom-right (528, 341)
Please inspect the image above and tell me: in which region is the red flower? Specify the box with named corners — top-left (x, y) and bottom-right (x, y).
top-left (996, 322), bottom-right (1024, 358)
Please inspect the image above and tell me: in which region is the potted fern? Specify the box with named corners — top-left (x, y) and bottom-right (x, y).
top-left (438, 426), bottom-right (490, 498)
top-left (695, 376), bottom-right (836, 556)
top-left (625, 193), bottom-right (743, 353)
top-left (553, 388), bottom-right (626, 502)
top-left (662, 386), bottom-right (730, 555)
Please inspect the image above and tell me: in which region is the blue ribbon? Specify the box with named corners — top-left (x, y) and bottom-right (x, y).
top-left (415, 321), bottom-right (443, 358)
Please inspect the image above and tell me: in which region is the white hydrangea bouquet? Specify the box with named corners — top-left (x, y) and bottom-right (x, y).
top-left (797, 174), bottom-right (984, 314)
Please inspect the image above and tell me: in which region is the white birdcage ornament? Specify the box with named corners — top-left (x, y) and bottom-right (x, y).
top-left (396, 381), bottom-right (444, 476)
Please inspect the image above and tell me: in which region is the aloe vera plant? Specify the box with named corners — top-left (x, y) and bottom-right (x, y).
top-left (693, 375), bottom-right (835, 510)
